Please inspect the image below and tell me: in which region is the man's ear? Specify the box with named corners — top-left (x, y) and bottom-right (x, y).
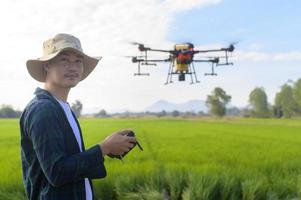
top-left (43, 63), bottom-right (50, 72)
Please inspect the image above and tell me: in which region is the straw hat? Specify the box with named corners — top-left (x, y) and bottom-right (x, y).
top-left (26, 33), bottom-right (101, 82)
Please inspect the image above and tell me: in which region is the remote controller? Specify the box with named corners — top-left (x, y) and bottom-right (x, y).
top-left (107, 131), bottom-right (143, 161)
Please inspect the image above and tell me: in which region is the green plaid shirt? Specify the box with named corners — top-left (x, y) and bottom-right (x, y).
top-left (20, 88), bottom-right (106, 200)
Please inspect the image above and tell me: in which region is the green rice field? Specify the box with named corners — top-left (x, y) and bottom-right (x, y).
top-left (1, 118), bottom-right (301, 200)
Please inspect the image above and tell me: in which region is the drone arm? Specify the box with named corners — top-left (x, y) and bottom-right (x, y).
top-left (193, 58), bottom-right (219, 63)
top-left (193, 59), bottom-right (213, 63)
top-left (144, 58), bottom-right (171, 62)
top-left (193, 45), bottom-right (235, 54)
top-left (147, 48), bottom-right (173, 53)
top-left (193, 49), bottom-right (226, 54)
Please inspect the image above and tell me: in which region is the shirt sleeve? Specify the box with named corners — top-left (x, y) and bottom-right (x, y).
top-left (26, 102), bottom-right (106, 187)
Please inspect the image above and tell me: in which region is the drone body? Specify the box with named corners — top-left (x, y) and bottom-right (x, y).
top-left (130, 42), bottom-right (235, 85)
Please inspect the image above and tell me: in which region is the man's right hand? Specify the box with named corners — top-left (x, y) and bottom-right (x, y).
top-left (99, 129), bottom-right (137, 157)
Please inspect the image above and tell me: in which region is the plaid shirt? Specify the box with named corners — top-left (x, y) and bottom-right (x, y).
top-left (20, 88), bottom-right (106, 200)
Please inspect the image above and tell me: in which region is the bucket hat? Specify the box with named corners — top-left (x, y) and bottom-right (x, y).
top-left (26, 33), bottom-right (101, 82)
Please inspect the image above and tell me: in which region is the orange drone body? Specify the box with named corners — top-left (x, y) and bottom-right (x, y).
top-left (174, 43), bottom-right (194, 72)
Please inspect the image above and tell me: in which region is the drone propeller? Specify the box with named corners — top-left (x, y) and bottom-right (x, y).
top-left (130, 42), bottom-right (146, 51)
top-left (131, 57), bottom-right (140, 63)
top-left (213, 57), bottom-right (219, 63)
top-left (130, 41), bottom-right (144, 45)
top-left (124, 55), bottom-right (145, 58)
top-left (131, 42), bottom-right (155, 52)
top-left (203, 56), bottom-right (227, 59)
top-left (228, 41), bottom-right (240, 52)
top-left (230, 41), bottom-right (239, 45)
top-left (228, 44), bottom-right (235, 52)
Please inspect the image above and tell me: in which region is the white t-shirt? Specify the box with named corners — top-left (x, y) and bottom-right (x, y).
top-left (55, 97), bottom-right (92, 200)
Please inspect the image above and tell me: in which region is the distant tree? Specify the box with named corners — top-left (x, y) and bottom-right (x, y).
top-left (171, 110), bottom-right (180, 117)
top-left (249, 87), bottom-right (270, 118)
top-left (0, 105), bottom-right (21, 118)
top-left (241, 108), bottom-right (252, 118)
top-left (293, 78), bottom-right (301, 112)
top-left (183, 111), bottom-right (197, 118)
top-left (206, 87), bottom-right (231, 117)
top-left (157, 110), bottom-right (167, 117)
top-left (275, 84), bottom-right (299, 118)
top-left (96, 109), bottom-right (108, 118)
top-left (226, 106), bottom-right (241, 116)
top-left (71, 100), bottom-right (83, 118)
top-left (197, 111), bottom-right (206, 116)
top-left (273, 105), bottom-right (283, 118)
top-left (121, 111), bottom-right (130, 118)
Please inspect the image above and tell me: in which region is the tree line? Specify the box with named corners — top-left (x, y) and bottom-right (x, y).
top-left (1, 78), bottom-right (300, 118)
top-left (206, 78), bottom-right (301, 118)
top-left (0, 100), bottom-right (84, 118)
top-left (0, 105), bottom-right (22, 118)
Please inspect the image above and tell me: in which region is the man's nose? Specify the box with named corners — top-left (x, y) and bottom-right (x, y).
top-left (67, 61), bottom-right (82, 69)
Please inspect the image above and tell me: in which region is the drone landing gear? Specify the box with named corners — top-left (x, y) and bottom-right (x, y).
top-left (188, 63), bottom-right (200, 84)
top-left (164, 62), bottom-right (200, 85)
top-left (134, 62), bottom-right (150, 76)
top-left (205, 73), bottom-right (217, 76)
top-left (165, 61), bottom-right (174, 85)
top-left (204, 62), bottom-right (218, 76)
top-left (134, 73), bottom-right (150, 76)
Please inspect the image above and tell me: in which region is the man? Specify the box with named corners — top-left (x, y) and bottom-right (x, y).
top-left (20, 33), bottom-right (136, 200)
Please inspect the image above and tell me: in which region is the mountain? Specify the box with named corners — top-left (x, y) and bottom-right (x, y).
top-left (145, 99), bottom-right (208, 113)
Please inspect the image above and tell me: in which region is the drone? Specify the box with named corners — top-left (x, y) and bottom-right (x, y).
top-left (129, 42), bottom-right (235, 84)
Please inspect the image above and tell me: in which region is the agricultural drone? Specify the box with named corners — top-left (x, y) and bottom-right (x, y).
top-left (129, 42), bottom-right (235, 84)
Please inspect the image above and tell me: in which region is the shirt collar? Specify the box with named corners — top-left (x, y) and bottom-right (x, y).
top-left (34, 87), bottom-right (54, 99)
top-left (34, 87), bottom-right (68, 104)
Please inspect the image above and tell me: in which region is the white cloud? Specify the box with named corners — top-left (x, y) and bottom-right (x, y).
top-left (233, 51), bottom-right (301, 61)
top-left (0, 0), bottom-right (224, 112)
top-left (162, 0), bottom-right (222, 12)
top-left (273, 51), bottom-right (301, 61)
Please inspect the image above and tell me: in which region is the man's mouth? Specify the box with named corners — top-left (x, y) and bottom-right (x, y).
top-left (64, 73), bottom-right (79, 78)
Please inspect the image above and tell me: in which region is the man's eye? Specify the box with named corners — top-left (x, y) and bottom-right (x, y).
top-left (60, 57), bottom-right (68, 61)
top-left (76, 60), bottom-right (83, 63)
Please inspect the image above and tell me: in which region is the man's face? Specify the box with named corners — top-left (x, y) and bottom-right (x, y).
top-left (45, 51), bottom-right (84, 88)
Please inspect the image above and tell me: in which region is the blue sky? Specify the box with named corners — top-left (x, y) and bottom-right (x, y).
top-left (161, 0), bottom-right (301, 110)
top-left (169, 0), bottom-right (301, 52)
top-left (0, 0), bottom-right (300, 113)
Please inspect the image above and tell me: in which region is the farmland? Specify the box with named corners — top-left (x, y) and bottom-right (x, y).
top-left (1, 118), bottom-right (301, 200)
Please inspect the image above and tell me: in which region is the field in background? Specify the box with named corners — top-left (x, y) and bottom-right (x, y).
top-left (0, 118), bottom-right (301, 200)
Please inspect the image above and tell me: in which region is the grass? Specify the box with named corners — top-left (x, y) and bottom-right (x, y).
top-left (0, 118), bottom-right (301, 199)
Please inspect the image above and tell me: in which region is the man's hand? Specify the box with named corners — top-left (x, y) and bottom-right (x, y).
top-left (99, 129), bottom-right (137, 157)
